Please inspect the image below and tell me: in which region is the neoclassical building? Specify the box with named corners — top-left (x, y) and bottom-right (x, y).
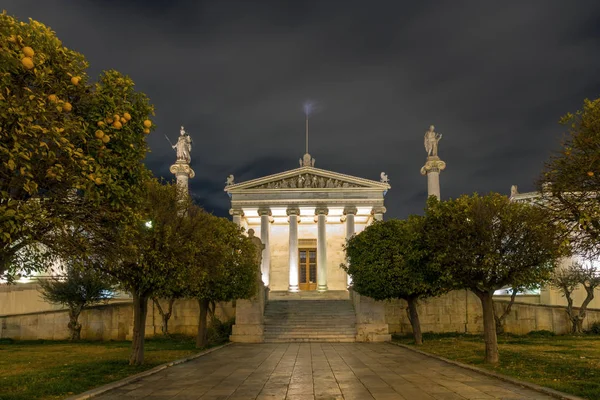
top-left (225, 152), bottom-right (390, 293)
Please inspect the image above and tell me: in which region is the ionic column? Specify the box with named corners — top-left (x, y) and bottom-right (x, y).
top-left (229, 208), bottom-right (244, 227)
top-left (420, 157), bottom-right (446, 200)
top-left (169, 162), bottom-right (195, 194)
top-left (287, 207), bottom-right (300, 292)
top-left (315, 206), bottom-right (328, 292)
top-left (258, 207), bottom-right (271, 286)
top-left (343, 206), bottom-right (357, 287)
top-left (372, 206), bottom-right (386, 222)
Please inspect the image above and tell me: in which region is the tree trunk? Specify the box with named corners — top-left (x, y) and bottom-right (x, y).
top-left (476, 290), bottom-right (499, 364)
top-left (406, 296), bottom-right (423, 345)
top-left (494, 288), bottom-right (518, 334)
top-left (129, 291), bottom-right (149, 366)
top-left (152, 297), bottom-right (175, 336)
top-left (196, 298), bottom-right (210, 348)
top-left (564, 290), bottom-right (578, 334)
top-left (67, 305), bottom-right (83, 341)
top-left (574, 285), bottom-right (595, 333)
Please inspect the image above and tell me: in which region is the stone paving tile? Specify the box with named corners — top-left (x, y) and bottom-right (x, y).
top-left (94, 343), bottom-right (558, 399)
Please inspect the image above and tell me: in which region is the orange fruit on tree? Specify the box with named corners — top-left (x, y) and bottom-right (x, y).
top-left (143, 128), bottom-right (150, 134)
top-left (113, 114), bottom-right (120, 121)
top-left (97, 121), bottom-right (105, 127)
top-left (588, 171), bottom-right (594, 177)
top-left (21, 57), bottom-right (34, 69)
top-left (102, 135), bottom-right (111, 143)
top-left (112, 121), bottom-right (122, 129)
top-left (106, 118), bottom-right (113, 124)
top-left (143, 119), bottom-right (152, 128)
top-left (120, 117), bottom-right (127, 124)
top-left (71, 76), bottom-right (81, 85)
top-left (63, 102), bottom-right (72, 112)
top-left (22, 46), bottom-right (34, 57)
top-left (48, 94), bottom-right (58, 103)
top-left (95, 130), bottom-right (104, 139)
top-left (123, 112), bottom-right (131, 121)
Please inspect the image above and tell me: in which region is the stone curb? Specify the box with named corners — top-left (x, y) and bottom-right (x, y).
top-left (388, 342), bottom-right (585, 400)
top-left (65, 342), bottom-right (232, 400)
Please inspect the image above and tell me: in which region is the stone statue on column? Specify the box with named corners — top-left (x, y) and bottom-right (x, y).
top-left (424, 125), bottom-right (442, 157)
top-left (420, 125), bottom-right (446, 200)
top-left (173, 126), bottom-right (192, 163)
top-left (169, 125), bottom-right (195, 192)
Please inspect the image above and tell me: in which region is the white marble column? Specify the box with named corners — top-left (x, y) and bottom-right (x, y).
top-left (229, 208), bottom-right (244, 227)
top-left (287, 207), bottom-right (300, 292)
top-left (420, 157), bottom-right (446, 200)
top-left (372, 206), bottom-right (386, 222)
top-left (343, 206), bottom-right (357, 287)
top-left (258, 207), bottom-right (271, 286)
top-left (315, 206), bottom-right (328, 292)
top-left (169, 161), bottom-right (195, 194)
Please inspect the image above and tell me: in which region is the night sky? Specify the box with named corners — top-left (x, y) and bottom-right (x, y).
top-left (5, 1), bottom-right (600, 219)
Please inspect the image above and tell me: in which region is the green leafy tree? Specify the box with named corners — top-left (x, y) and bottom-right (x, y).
top-left (343, 217), bottom-right (449, 345)
top-left (551, 259), bottom-right (600, 333)
top-left (184, 216), bottom-right (258, 348)
top-left (540, 98), bottom-right (600, 257)
top-left (38, 263), bottom-right (114, 340)
top-left (93, 180), bottom-right (200, 365)
top-left (424, 194), bottom-right (566, 363)
top-left (0, 12), bottom-right (154, 282)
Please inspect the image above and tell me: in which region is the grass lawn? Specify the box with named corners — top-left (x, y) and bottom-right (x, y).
top-left (393, 332), bottom-right (600, 400)
top-left (0, 335), bottom-right (207, 400)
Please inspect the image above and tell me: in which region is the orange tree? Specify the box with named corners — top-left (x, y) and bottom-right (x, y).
top-left (424, 194), bottom-right (566, 364)
top-left (0, 12), bottom-right (154, 282)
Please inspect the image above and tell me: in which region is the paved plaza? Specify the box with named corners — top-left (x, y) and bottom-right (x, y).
top-left (96, 343), bottom-right (556, 400)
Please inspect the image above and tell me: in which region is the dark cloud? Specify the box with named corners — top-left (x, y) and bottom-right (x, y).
top-left (5, 0), bottom-right (600, 218)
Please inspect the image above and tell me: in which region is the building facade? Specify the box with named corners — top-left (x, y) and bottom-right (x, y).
top-left (225, 152), bottom-right (390, 293)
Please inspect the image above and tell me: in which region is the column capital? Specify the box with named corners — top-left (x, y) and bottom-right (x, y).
top-left (343, 206), bottom-right (358, 216)
top-left (229, 208), bottom-right (244, 217)
top-left (169, 162), bottom-right (196, 179)
top-left (371, 206), bottom-right (387, 215)
top-left (420, 157), bottom-right (446, 176)
top-left (257, 207), bottom-right (272, 217)
top-left (286, 207), bottom-right (300, 216)
top-left (314, 205), bottom-right (329, 216)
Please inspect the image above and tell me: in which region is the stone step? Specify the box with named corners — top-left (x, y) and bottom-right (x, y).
top-left (264, 337), bottom-right (356, 343)
top-left (264, 327), bottom-right (356, 332)
top-left (264, 318), bottom-right (355, 322)
top-left (265, 319), bottom-right (356, 327)
top-left (268, 290), bottom-right (350, 301)
top-left (263, 299), bottom-right (357, 343)
top-left (265, 334), bottom-right (356, 339)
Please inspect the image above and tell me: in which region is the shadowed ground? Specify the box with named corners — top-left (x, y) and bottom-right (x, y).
top-left (95, 343), bottom-right (557, 399)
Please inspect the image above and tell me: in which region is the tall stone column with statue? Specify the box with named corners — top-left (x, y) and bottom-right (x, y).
top-left (420, 125), bottom-right (446, 199)
top-left (230, 229), bottom-right (267, 343)
top-left (169, 126), bottom-right (195, 192)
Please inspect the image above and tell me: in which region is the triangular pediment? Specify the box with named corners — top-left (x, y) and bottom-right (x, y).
top-left (225, 166), bottom-right (390, 192)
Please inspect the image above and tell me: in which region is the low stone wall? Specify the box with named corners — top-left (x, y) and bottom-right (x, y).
top-left (0, 298), bottom-right (234, 341)
top-left (350, 290), bottom-right (391, 342)
top-left (386, 290), bottom-right (600, 335)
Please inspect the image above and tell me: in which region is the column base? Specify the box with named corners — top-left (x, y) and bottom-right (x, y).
top-left (288, 285), bottom-right (299, 293)
top-left (317, 285), bottom-right (328, 292)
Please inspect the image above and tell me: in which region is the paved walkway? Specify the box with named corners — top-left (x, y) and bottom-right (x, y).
top-left (96, 343), bottom-right (555, 400)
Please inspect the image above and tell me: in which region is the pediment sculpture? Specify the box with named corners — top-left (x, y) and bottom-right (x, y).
top-left (250, 173), bottom-right (364, 189)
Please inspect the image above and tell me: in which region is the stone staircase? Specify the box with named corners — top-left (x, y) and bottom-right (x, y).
top-left (263, 300), bottom-right (356, 343)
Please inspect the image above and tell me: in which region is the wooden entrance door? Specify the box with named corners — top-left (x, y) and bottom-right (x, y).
top-left (299, 248), bottom-right (317, 291)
